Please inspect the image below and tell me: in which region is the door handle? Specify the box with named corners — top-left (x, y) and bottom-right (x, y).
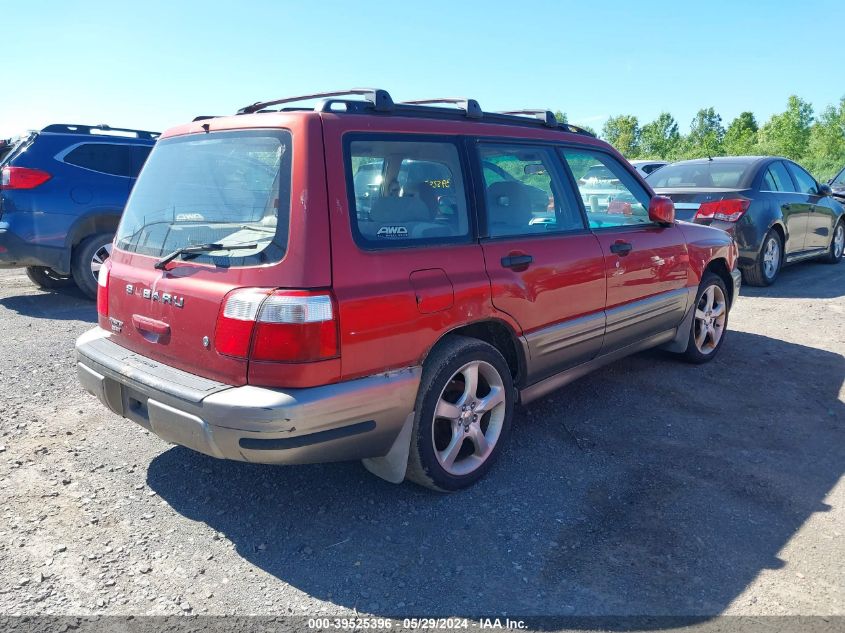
top-left (501, 254), bottom-right (533, 269)
top-left (610, 241), bottom-right (633, 256)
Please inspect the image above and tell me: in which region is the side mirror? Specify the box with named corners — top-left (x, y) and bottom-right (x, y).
top-left (818, 183), bottom-right (832, 197)
top-left (648, 196), bottom-right (675, 225)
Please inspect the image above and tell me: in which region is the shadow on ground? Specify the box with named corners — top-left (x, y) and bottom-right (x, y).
top-left (740, 259), bottom-right (845, 299)
top-left (0, 285), bottom-right (96, 322)
top-left (147, 329), bottom-right (845, 619)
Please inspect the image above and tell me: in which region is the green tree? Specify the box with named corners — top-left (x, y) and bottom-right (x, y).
top-left (640, 112), bottom-right (681, 159)
top-left (723, 112), bottom-right (759, 156)
top-left (805, 98), bottom-right (845, 181)
top-left (685, 107), bottom-right (725, 157)
top-left (602, 115), bottom-right (641, 157)
top-left (758, 95), bottom-right (814, 160)
top-left (553, 110), bottom-right (567, 124)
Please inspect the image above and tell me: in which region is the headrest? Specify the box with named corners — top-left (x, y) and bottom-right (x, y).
top-left (370, 195), bottom-right (432, 224)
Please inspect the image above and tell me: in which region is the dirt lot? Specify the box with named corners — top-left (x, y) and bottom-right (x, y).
top-left (0, 263), bottom-right (842, 619)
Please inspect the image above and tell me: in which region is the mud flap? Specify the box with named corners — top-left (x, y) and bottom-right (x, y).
top-left (361, 412), bottom-right (415, 484)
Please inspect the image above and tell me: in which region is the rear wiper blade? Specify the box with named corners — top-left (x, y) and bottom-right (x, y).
top-left (154, 242), bottom-right (258, 270)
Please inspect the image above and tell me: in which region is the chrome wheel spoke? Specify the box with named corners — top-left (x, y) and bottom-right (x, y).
top-left (711, 303), bottom-right (725, 317)
top-left (475, 386), bottom-right (505, 414)
top-left (695, 308), bottom-right (707, 320)
top-left (468, 426), bottom-right (490, 458)
top-left (695, 324), bottom-right (707, 348)
top-left (436, 399), bottom-right (461, 421)
top-left (703, 286), bottom-right (714, 311)
top-left (438, 430), bottom-right (464, 469)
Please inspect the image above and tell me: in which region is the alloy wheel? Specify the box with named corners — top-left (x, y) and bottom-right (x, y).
top-left (834, 224), bottom-right (844, 259)
top-left (431, 360), bottom-right (506, 477)
top-left (762, 236), bottom-right (780, 280)
top-left (90, 242), bottom-right (113, 282)
top-left (693, 285), bottom-right (727, 355)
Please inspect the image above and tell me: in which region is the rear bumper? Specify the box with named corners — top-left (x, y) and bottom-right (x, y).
top-left (74, 328), bottom-right (421, 465)
top-left (0, 222), bottom-right (64, 270)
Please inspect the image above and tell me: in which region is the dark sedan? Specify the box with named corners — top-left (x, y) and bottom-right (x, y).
top-left (647, 157), bottom-right (845, 286)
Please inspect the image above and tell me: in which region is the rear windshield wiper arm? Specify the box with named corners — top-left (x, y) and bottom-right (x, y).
top-left (154, 242), bottom-right (258, 270)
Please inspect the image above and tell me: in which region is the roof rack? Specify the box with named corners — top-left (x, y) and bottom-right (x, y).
top-left (233, 88), bottom-right (595, 137)
top-left (498, 110), bottom-right (595, 136)
top-left (401, 98), bottom-right (482, 120)
top-left (237, 88), bottom-right (394, 115)
top-left (40, 123), bottom-right (159, 140)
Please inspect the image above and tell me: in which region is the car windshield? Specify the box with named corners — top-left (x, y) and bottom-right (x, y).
top-left (115, 130), bottom-right (292, 266)
top-left (647, 161), bottom-right (752, 188)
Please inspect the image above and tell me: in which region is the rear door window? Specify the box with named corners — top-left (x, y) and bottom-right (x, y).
top-left (63, 143), bottom-right (133, 177)
top-left (346, 137), bottom-right (471, 248)
top-left (785, 162), bottom-right (819, 195)
top-left (130, 145), bottom-right (153, 178)
top-left (561, 149), bottom-right (651, 228)
top-left (477, 143), bottom-right (584, 237)
top-left (766, 162), bottom-right (796, 192)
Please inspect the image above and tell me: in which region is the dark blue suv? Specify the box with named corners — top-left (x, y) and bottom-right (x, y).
top-left (0, 124), bottom-right (158, 298)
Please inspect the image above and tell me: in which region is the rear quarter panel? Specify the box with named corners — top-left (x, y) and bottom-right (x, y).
top-left (675, 220), bottom-right (738, 287)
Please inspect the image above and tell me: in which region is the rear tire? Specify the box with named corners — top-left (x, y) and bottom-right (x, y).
top-left (406, 336), bottom-right (514, 491)
top-left (822, 220), bottom-right (844, 264)
top-left (71, 233), bottom-right (114, 300)
top-left (742, 229), bottom-right (782, 287)
top-left (681, 272), bottom-right (730, 364)
top-left (25, 266), bottom-right (74, 290)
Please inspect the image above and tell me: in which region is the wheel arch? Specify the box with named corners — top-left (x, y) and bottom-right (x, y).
top-left (60, 212), bottom-right (121, 272)
top-left (704, 257), bottom-right (736, 307)
top-left (424, 318), bottom-right (528, 388)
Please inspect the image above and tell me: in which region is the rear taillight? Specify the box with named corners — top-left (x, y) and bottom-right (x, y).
top-left (0, 166), bottom-right (51, 190)
top-left (694, 198), bottom-right (750, 223)
top-left (97, 259), bottom-right (111, 319)
top-left (215, 289), bottom-right (338, 362)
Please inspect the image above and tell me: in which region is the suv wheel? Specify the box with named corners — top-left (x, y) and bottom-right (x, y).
top-left (25, 266), bottom-right (74, 290)
top-left (72, 233), bottom-right (114, 300)
top-left (742, 229), bottom-right (782, 287)
top-left (682, 272), bottom-right (730, 364)
top-left (406, 336), bottom-right (514, 491)
top-left (823, 220), bottom-right (844, 264)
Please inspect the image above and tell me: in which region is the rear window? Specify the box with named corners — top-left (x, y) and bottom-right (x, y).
top-left (647, 162), bottom-right (751, 188)
top-left (63, 143), bottom-right (133, 177)
top-left (346, 136), bottom-right (471, 248)
top-left (115, 130), bottom-right (291, 266)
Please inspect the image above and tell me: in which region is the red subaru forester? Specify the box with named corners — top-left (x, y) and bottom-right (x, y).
top-left (75, 89), bottom-right (741, 491)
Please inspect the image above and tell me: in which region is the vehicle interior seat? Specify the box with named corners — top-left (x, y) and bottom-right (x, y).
top-left (486, 181), bottom-right (536, 235)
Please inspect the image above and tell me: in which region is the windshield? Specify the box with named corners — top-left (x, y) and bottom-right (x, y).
top-left (647, 161), bottom-right (752, 189)
top-left (0, 132), bottom-right (35, 166)
top-left (115, 130), bottom-right (292, 266)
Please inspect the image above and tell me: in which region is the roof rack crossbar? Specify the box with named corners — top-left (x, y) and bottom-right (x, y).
top-left (401, 98), bottom-right (483, 120)
top-left (237, 88), bottom-right (394, 115)
top-left (40, 123), bottom-right (159, 139)
top-left (498, 110), bottom-right (558, 128)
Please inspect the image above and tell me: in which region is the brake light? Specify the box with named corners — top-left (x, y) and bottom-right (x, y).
top-left (0, 166), bottom-right (52, 190)
top-left (214, 289), bottom-right (338, 362)
top-left (97, 259), bottom-right (111, 319)
top-left (694, 198), bottom-right (750, 222)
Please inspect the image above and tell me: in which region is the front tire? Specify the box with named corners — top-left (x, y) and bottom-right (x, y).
top-left (406, 336), bottom-right (514, 491)
top-left (71, 233), bottom-right (114, 300)
top-left (25, 266), bottom-right (74, 290)
top-left (682, 272), bottom-right (730, 364)
top-left (822, 220), bottom-right (844, 264)
top-left (742, 229), bottom-right (782, 287)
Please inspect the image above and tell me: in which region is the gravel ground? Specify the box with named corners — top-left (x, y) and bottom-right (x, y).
top-left (0, 262), bottom-right (842, 619)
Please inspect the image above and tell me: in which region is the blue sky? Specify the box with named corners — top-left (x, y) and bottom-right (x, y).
top-left (2, 0), bottom-right (841, 139)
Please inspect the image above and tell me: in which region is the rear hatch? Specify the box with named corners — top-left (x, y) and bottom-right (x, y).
top-left (104, 124), bottom-right (329, 386)
top-left (651, 187), bottom-right (750, 222)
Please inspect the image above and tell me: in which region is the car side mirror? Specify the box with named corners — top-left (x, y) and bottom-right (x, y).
top-left (648, 196), bottom-right (675, 225)
top-left (818, 183), bottom-right (832, 196)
